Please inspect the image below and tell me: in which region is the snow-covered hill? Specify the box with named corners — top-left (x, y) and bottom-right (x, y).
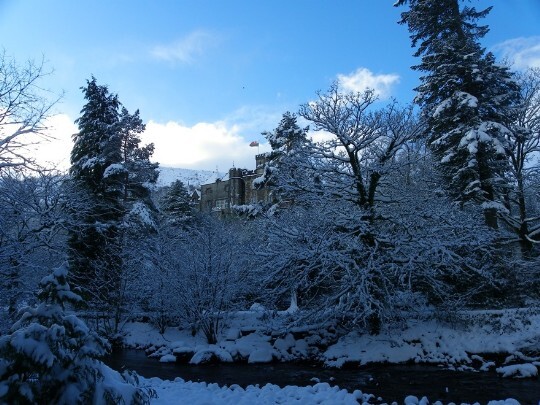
top-left (156, 167), bottom-right (221, 189)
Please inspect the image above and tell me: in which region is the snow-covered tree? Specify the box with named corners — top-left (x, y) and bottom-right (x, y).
top-left (159, 179), bottom-right (194, 226)
top-left (0, 265), bottom-right (153, 404)
top-left (257, 150), bottom-right (501, 331)
top-left (0, 171), bottom-right (67, 329)
top-left (502, 68), bottom-right (540, 255)
top-left (298, 84), bottom-right (421, 220)
top-left (118, 106), bottom-right (159, 232)
top-left (132, 223), bottom-right (186, 333)
top-left (69, 77), bottom-right (124, 318)
top-left (397, 0), bottom-right (519, 228)
top-left (0, 50), bottom-right (60, 173)
top-left (69, 77), bottom-right (158, 333)
top-left (173, 215), bottom-right (256, 343)
top-left (258, 112), bottom-right (310, 204)
top-left (253, 83), bottom-right (504, 331)
top-left (257, 200), bottom-right (390, 329)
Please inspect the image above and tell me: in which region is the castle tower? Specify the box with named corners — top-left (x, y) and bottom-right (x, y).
top-left (255, 153), bottom-right (267, 175)
top-left (229, 167), bottom-right (245, 206)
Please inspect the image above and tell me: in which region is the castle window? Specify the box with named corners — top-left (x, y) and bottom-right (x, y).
top-left (215, 199), bottom-right (228, 210)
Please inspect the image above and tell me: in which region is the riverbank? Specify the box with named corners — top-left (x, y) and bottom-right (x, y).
top-left (119, 308), bottom-right (540, 377)
top-left (107, 308), bottom-right (540, 403)
top-left (106, 349), bottom-right (540, 404)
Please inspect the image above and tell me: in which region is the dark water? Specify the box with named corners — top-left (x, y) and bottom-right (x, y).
top-left (105, 349), bottom-right (540, 404)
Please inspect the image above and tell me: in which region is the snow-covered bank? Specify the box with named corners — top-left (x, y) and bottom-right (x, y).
top-left (324, 311), bottom-right (540, 370)
top-left (143, 376), bottom-right (523, 405)
top-left (120, 308), bottom-right (540, 376)
top-left (111, 309), bottom-right (540, 404)
top-left (146, 377), bottom-right (366, 404)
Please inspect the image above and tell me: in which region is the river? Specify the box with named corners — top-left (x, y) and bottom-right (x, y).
top-left (105, 349), bottom-right (540, 404)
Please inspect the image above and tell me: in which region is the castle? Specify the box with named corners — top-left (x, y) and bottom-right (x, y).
top-left (199, 154), bottom-right (271, 213)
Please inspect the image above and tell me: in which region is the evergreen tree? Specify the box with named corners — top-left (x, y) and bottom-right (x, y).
top-left (397, 0), bottom-right (519, 228)
top-left (118, 106), bottom-right (159, 235)
top-left (160, 179), bottom-right (193, 226)
top-left (69, 77), bottom-right (124, 308)
top-left (69, 78), bottom-right (158, 331)
top-left (259, 112), bottom-right (310, 205)
top-left (119, 107), bottom-right (158, 211)
top-left (0, 265), bottom-right (153, 404)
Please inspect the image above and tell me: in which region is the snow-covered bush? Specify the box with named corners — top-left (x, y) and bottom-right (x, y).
top-left (0, 265), bottom-right (154, 404)
top-left (173, 215), bottom-right (257, 343)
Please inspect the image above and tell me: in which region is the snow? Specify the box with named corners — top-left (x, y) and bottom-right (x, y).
top-left (103, 163), bottom-right (125, 178)
top-left (156, 167), bottom-right (215, 188)
top-left (122, 308), bottom-right (540, 370)
top-left (432, 98), bottom-right (452, 118)
top-left (146, 378), bottom-right (366, 405)
top-left (273, 333), bottom-right (295, 353)
top-left (249, 303), bottom-right (266, 312)
top-left (496, 363), bottom-right (538, 378)
top-left (456, 91), bottom-right (478, 109)
top-left (440, 152), bottom-right (455, 164)
top-left (481, 201), bottom-right (509, 214)
top-left (404, 395), bottom-right (430, 405)
top-left (247, 347), bottom-right (274, 363)
top-left (190, 346), bottom-right (234, 364)
top-left (110, 309), bottom-right (540, 404)
top-left (324, 311), bottom-right (540, 368)
top-left (128, 201), bottom-right (156, 228)
top-left (159, 354), bottom-right (177, 363)
top-left (252, 175), bottom-right (265, 188)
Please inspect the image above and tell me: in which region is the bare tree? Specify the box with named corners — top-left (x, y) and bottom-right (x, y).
top-left (0, 171), bottom-right (67, 330)
top-left (0, 50), bottom-right (60, 172)
top-left (298, 83), bottom-right (422, 221)
top-left (502, 68), bottom-right (540, 255)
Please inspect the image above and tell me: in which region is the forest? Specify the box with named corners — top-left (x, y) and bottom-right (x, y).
top-left (0, 0), bottom-right (539, 404)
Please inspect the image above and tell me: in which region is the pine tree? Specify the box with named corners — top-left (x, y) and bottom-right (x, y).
top-left (0, 265), bottom-right (152, 404)
top-left (119, 107), bottom-right (159, 233)
top-left (119, 107), bottom-right (158, 206)
top-left (397, 0), bottom-right (519, 228)
top-left (69, 77), bottom-right (124, 308)
top-left (259, 112), bottom-right (310, 205)
top-left (160, 179), bottom-right (193, 226)
top-left (69, 78), bottom-right (158, 330)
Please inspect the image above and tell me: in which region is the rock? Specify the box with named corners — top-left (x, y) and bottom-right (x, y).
top-left (225, 328), bottom-right (241, 341)
top-left (159, 354), bottom-right (177, 363)
top-left (496, 363), bottom-right (538, 378)
top-left (190, 347), bottom-right (234, 365)
top-left (248, 348), bottom-right (275, 363)
top-left (172, 347), bottom-right (196, 363)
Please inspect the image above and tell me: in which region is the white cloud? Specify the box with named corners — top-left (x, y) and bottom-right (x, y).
top-left (24, 113), bottom-right (77, 171)
top-left (142, 120), bottom-right (269, 171)
top-left (151, 30), bottom-right (218, 64)
top-left (337, 67), bottom-right (400, 99)
top-left (492, 36), bottom-right (540, 69)
top-left (29, 112), bottom-right (272, 173)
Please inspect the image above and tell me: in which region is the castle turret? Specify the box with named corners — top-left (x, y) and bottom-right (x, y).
top-left (229, 167), bottom-right (245, 206)
top-left (255, 153), bottom-right (267, 175)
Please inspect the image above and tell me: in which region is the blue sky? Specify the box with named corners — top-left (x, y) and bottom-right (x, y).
top-left (1, 0), bottom-right (539, 171)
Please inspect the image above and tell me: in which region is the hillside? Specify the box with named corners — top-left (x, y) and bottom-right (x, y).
top-left (156, 167), bottom-right (222, 189)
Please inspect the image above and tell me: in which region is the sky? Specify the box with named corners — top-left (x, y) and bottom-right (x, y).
top-left (1, 0), bottom-right (539, 172)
